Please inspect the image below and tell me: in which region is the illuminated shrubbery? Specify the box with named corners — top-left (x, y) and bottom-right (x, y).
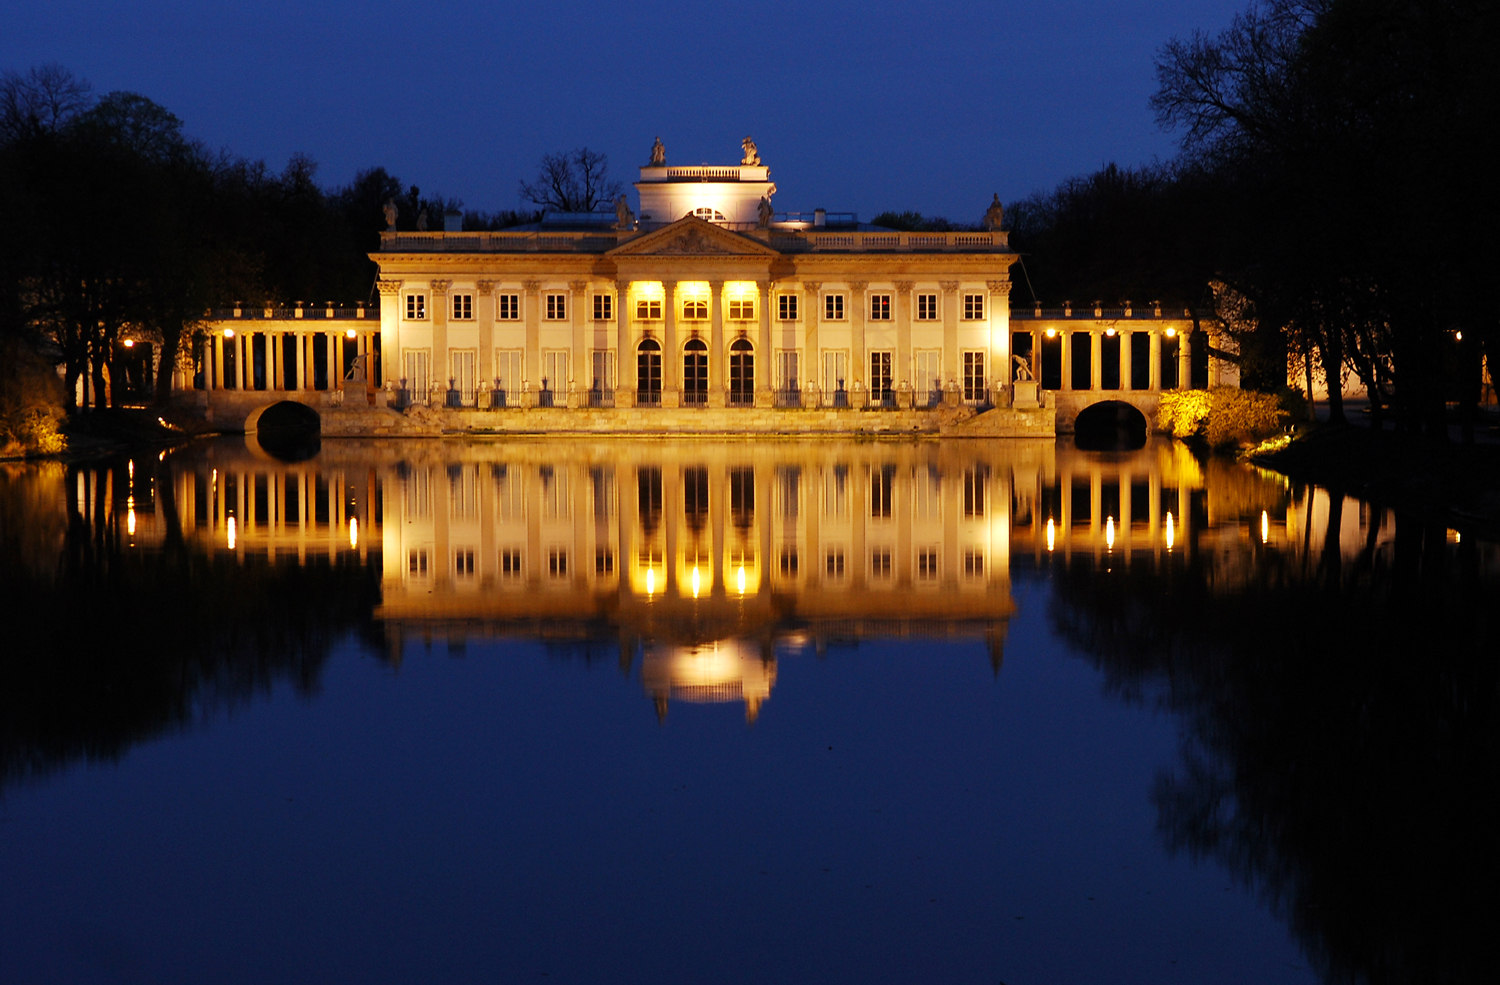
top-left (1158, 387), bottom-right (1287, 450)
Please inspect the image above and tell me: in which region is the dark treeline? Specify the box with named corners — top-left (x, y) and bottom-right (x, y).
top-left (1006, 0), bottom-right (1499, 437)
top-left (1048, 514), bottom-right (1499, 983)
top-left (0, 64), bottom-right (533, 419)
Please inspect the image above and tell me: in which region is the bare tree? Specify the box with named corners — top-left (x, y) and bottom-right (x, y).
top-left (0, 63), bottom-right (93, 142)
top-left (518, 147), bottom-right (623, 213)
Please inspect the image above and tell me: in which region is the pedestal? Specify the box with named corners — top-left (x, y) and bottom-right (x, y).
top-left (1012, 380), bottom-right (1040, 409)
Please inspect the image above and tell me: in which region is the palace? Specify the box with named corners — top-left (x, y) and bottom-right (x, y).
top-left (189, 138), bottom-right (1219, 435)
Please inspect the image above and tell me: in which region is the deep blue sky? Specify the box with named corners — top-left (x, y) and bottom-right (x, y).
top-left (6, 0), bottom-right (1244, 220)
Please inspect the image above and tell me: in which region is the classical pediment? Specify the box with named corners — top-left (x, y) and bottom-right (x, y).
top-left (607, 216), bottom-right (780, 257)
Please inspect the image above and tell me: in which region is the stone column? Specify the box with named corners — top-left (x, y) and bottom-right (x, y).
top-left (1179, 330), bottom-right (1192, 389)
top-left (523, 280), bottom-right (541, 396)
top-left (662, 280), bottom-right (679, 407)
top-left (237, 333), bottom-right (247, 390)
top-left (803, 281), bottom-right (821, 407)
top-left (850, 281), bottom-right (867, 389)
top-left (213, 333), bottom-right (225, 389)
top-left (476, 280), bottom-right (495, 384)
top-left (987, 280), bottom-right (1011, 396)
top-left (376, 279), bottom-right (401, 388)
top-left (1090, 330), bottom-right (1102, 391)
top-left (1149, 330), bottom-right (1162, 390)
top-left (708, 280), bottom-right (725, 407)
top-left (756, 280), bottom-right (773, 407)
top-left (1060, 330), bottom-right (1072, 392)
top-left (940, 281), bottom-right (959, 389)
top-left (430, 279), bottom-right (451, 403)
top-left (615, 280), bottom-right (632, 407)
top-left (569, 280), bottom-right (587, 407)
top-left (895, 281), bottom-right (913, 389)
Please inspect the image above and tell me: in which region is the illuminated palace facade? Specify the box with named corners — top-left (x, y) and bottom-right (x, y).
top-left (372, 145), bottom-right (1019, 410)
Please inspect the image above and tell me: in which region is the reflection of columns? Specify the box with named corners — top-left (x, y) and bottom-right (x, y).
top-left (476, 280), bottom-right (494, 383)
top-left (523, 281), bottom-right (540, 390)
top-left (708, 280), bottom-right (725, 407)
top-left (376, 279), bottom-right (401, 387)
top-left (756, 280), bottom-right (773, 406)
top-left (662, 280), bottom-right (679, 406)
top-left (940, 281), bottom-right (959, 386)
top-left (1149, 330), bottom-right (1162, 390)
top-left (1090, 331), bottom-right (1102, 390)
top-left (895, 281), bottom-right (913, 386)
top-left (430, 280), bottom-right (451, 397)
top-left (1180, 330), bottom-right (1192, 389)
top-left (850, 281), bottom-right (867, 385)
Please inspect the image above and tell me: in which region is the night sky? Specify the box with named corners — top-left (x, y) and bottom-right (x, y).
top-left (6, 0), bottom-right (1243, 220)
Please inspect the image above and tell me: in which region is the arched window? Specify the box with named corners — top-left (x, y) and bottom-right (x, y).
top-left (637, 339), bottom-right (661, 404)
top-left (683, 338), bottom-right (708, 405)
top-left (689, 207), bottom-right (727, 222)
top-left (729, 338), bottom-right (754, 406)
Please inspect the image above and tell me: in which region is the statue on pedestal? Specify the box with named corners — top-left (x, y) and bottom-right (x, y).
top-left (416, 208), bottom-right (429, 232)
top-left (383, 199), bottom-right (398, 230)
top-left (756, 197), bottom-right (774, 229)
top-left (1012, 353), bottom-right (1033, 382)
top-left (649, 136), bottom-right (665, 166)
top-left (984, 193), bottom-right (1005, 231)
top-left (614, 194), bottom-right (635, 231)
top-left (741, 135), bottom-right (761, 167)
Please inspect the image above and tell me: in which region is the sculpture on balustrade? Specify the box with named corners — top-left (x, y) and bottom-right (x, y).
top-left (983, 193), bottom-right (1004, 231)
top-left (756, 197), bottom-right (774, 229)
top-left (649, 136), bottom-right (665, 166)
top-left (416, 208), bottom-right (429, 232)
top-left (1012, 353), bottom-right (1033, 382)
top-left (741, 135), bottom-right (761, 167)
top-left (614, 194), bottom-right (636, 231)
top-left (383, 199), bottom-right (398, 230)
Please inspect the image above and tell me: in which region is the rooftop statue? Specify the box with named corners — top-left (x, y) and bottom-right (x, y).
top-left (614, 194), bottom-right (636, 231)
top-left (741, 135), bottom-right (760, 167)
top-left (383, 198), bottom-right (398, 230)
top-left (649, 136), bottom-right (665, 166)
top-left (416, 207), bottom-right (428, 232)
top-left (984, 193), bottom-right (1004, 231)
top-left (756, 196), bottom-right (774, 229)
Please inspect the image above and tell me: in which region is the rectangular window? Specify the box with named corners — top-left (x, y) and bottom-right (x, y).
top-left (545, 294), bottom-right (567, 320)
top-left (454, 549), bottom-right (476, 578)
top-left (636, 298), bottom-right (662, 320)
top-left (869, 294), bottom-right (891, 321)
top-left (824, 294), bottom-right (844, 320)
top-left (592, 294), bottom-right (612, 321)
top-left (822, 350), bottom-right (849, 394)
top-left (590, 350), bottom-right (615, 391)
top-left (869, 351), bottom-right (893, 400)
top-left (916, 293), bottom-right (939, 320)
top-left (452, 293), bottom-right (473, 320)
top-left (778, 294), bottom-right (798, 321)
top-left (728, 298), bottom-right (755, 320)
top-left (963, 351), bottom-right (986, 402)
top-left (403, 349), bottom-right (431, 400)
top-left (498, 294), bottom-right (520, 320)
top-left (405, 293), bottom-right (426, 320)
top-left (963, 294), bottom-right (985, 320)
top-left (407, 549), bottom-right (429, 576)
top-left (500, 548), bottom-right (523, 577)
top-left (776, 350), bottom-right (800, 391)
top-left (493, 350), bottom-right (522, 401)
top-left (683, 298), bottom-right (708, 320)
top-left (451, 350), bottom-right (477, 404)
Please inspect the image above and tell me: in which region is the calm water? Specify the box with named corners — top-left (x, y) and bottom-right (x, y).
top-left (1, 437), bottom-right (1495, 985)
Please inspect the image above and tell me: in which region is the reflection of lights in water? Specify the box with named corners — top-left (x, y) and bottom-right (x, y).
top-left (127, 495), bottom-right (136, 536)
top-left (646, 568), bottom-right (655, 595)
top-left (1261, 510), bottom-right (1270, 544)
top-left (227, 516), bottom-right (236, 550)
top-left (1105, 516), bottom-right (1115, 550)
top-left (349, 517), bottom-right (358, 548)
top-left (691, 566), bottom-right (700, 598)
top-left (1165, 512), bottom-right (1175, 550)
top-left (737, 565), bottom-right (747, 595)
top-left (158, 450), bottom-right (165, 462)
top-left (1046, 518), bottom-right (1055, 552)
top-left (128, 460), bottom-right (134, 481)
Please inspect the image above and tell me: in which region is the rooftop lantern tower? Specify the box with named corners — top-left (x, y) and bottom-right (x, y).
top-left (635, 136), bottom-right (776, 227)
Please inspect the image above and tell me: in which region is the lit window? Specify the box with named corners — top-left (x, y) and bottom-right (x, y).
top-left (729, 297), bottom-right (755, 320)
top-left (405, 294), bottom-right (427, 320)
top-left (824, 294), bottom-right (845, 320)
top-left (636, 298), bottom-right (662, 320)
top-left (917, 293), bottom-right (939, 320)
top-left (500, 549), bottom-right (522, 577)
top-left (683, 298), bottom-right (708, 320)
top-left (691, 207), bottom-right (727, 221)
top-left (545, 294), bottom-right (567, 320)
top-left (593, 294), bottom-right (613, 320)
top-left (452, 294), bottom-right (473, 320)
top-left (963, 294), bottom-right (985, 320)
top-left (498, 294), bottom-right (520, 320)
top-left (869, 294), bottom-right (891, 321)
top-left (963, 352), bottom-right (986, 402)
top-left (778, 294), bottom-right (798, 321)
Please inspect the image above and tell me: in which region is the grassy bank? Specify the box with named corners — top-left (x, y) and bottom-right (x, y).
top-left (1250, 426), bottom-right (1500, 539)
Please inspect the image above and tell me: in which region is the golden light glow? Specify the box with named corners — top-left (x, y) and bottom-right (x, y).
top-left (128, 460), bottom-right (134, 480)
top-left (691, 566), bottom-right (701, 598)
top-left (345, 328), bottom-right (358, 340)
top-left (1165, 327), bottom-right (1176, 338)
top-left (737, 565), bottom-right (747, 595)
top-left (1455, 331), bottom-right (1463, 341)
top-left (1046, 517), bottom-right (1056, 552)
top-left (223, 328), bottom-right (235, 339)
top-left (349, 517), bottom-right (359, 548)
top-left (1261, 510), bottom-right (1270, 544)
top-left (126, 495), bottom-right (136, 536)
top-left (122, 339), bottom-right (135, 348)
top-left (1105, 516), bottom-right (1115, 550)
top-left (227, 516), bottom-right (237, 550)
top-left (646, 567), bottom-right (656, 595)
top-left (1045, 327), bottom-right (1057, 338)
top-left (1165, 511), bottom-right (1175, 550)
top-left (1105, 328), bottom-right (1116, 337)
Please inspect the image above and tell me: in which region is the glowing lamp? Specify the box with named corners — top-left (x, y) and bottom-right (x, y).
top-left (1455, 331), bottom-right (1463, 341)
top-left (1045, 328), bottom-right (1057, 338)
top-left (123, 339), bottom-right (135, 348)
top-left (1105, 328), bottom-right (1115, 337)
top-left (346, 328), bottom-right (358, 339)
top-left (223, 328), bottom-right (235, 339)
top-left (1164, 327), bottom-right (1176, 338)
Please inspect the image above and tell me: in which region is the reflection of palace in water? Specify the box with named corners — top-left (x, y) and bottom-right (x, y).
top-left (90, 436), bottom-right (1452, 720)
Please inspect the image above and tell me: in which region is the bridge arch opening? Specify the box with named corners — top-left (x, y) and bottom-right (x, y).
top-left (246, 401), bottom-right (321, 462)
top-left (1073, 400), bottom-right (1149, 451)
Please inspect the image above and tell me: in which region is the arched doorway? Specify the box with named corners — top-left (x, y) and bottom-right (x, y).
top-left (683, 338), bottom-right (708, 406)
top-left (637, 339), bottom-right (662, 406)
top-left (1073, 400), bottom-right (1150, 451)
top-left (729, 339), bottom-right (754, 407)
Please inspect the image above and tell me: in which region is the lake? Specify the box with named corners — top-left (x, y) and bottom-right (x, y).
top-left (1, 437), bottom-right (1494, 984)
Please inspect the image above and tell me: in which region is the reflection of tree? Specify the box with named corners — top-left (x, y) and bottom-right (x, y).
top-left (0, 462), bottom-right (382, 794)
top-left (1048, 517), bottom-right (1499, 984)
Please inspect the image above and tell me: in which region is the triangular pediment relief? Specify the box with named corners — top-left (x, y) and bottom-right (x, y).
top-left (607, 215), bottom-right (780, 257)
